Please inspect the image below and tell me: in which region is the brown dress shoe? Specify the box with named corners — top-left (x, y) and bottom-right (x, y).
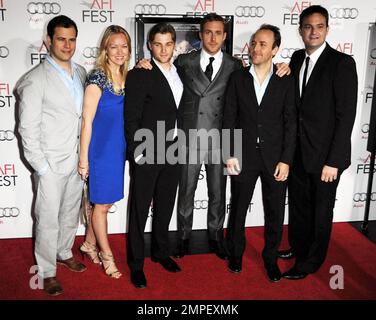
top-left (43, 277), bottom-right (63, 296)
top-left (57, 257), bottom-right (87, 272)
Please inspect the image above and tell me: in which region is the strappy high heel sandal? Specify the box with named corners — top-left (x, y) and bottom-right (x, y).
top-left (98, 252), bottom-right (122, 279)
top-left (79, 241), bottom-right (101, 264)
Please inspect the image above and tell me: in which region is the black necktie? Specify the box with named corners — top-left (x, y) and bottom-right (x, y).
top-left (204, 57), bottom-right (215, 81)
top-left (301, 56), bottom-right (310, 99)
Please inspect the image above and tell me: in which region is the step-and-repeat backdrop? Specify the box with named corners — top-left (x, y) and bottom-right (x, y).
top-left (0, 0), bottom-right (375, 239)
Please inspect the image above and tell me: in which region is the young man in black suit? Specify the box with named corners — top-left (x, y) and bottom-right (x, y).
top-left (279, 5), bottom-right (358, 280)
top-left (124, 23), bottom-right (183, 288)
top-left (223, 25), bottom-right (296, 282)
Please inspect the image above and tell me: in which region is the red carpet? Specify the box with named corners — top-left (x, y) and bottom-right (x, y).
top-left (1, 223), bottom-right (376, 300)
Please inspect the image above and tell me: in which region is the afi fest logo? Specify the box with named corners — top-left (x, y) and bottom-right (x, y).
top-left (186, 0), bottom-right (215, 16)
top-left (29, 41), bottom-right (48, 66)
top-left (336, 42), bottom-right (353, 56)
top-left (0, 164), bottom-right (17, 187)
top-left (0, 0), bottom-right (7, 22)
top-left (282, 1), bottom-right (312, 25)
top-left (233, 42), bottom-right (250, 66)
top-left (0, 82), bottom-right (13, 108)
top-left (356, 153), bottom-right (376, 175)
top-left (364, 85), bottom-right (373, 106)
top-left (82, 0), bottom-right (114, 23)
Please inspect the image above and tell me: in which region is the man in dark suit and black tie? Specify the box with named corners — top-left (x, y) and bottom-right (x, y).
top-left (223, 24), bottom-right (296, 282)
top-left (125, 23), bottom-right (183, 288)
top-left (173, 14), bottom-right (244, 259)
top-left (278, 5), bottom-right (358, 280)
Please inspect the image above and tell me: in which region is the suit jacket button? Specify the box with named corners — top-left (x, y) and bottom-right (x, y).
top-left (199, 112), bottom-right (203, 115)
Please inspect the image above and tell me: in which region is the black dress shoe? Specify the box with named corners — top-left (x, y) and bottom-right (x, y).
top-left (152, 257), bottom-right (181, 273)
top-left (131, 270), bottom-right (147, 288)
top-left (282, 267), bottom-right (308, 280)
top-left (265, 264), bottom-right (282, 282)
top-left (173, 239), bottom-right (189, 259)
top-left (228, 257), bottom-right (242, 273)
top-left (209, 240), bottom-right (228, 260)
top-left (278, 248), bottom-right (295, 260)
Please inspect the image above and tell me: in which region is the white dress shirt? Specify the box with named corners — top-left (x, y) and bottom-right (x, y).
top-left (299, 42), bottom-right (326, 97)
top-left (200, 49), bottom-right (223, 81)
top-left (135, 59), bottom-right (183, 163)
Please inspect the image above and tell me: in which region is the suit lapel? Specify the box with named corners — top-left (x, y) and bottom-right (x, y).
top-left (44, 61), bottom-right (78, 114)
top-left (190, 50), bottom-right (211, 94)
top-left (292, 51), bottom-right (305, 106)
top-left (151, 59), bottom-right (177, 110)
top-left (303, 44), bottom-right (331, 95)
top-left (244, 67), bottom-right (260, 109)
top-left (203, 52), bottom-right (229, 94)
top-left (259, 66), bottom-right (277, 109)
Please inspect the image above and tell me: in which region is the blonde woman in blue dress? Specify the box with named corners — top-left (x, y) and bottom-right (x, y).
top-left (78, 25), bottom-right (131, 279)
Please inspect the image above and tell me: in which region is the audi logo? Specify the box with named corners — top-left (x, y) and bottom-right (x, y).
top-left (330, 8), bottom-right (359, 19)
top-left (0, 46), bottom-right (9, 58)
top-left (27, 2), bottom-right (61, 15)
top-left (361, 123), bottom-right (369, 134)
top-left (353, 192), bottom-right (376, 202)
top-left (371, 48), bottom-right (376, 59)
top-left (280, 48), bottom-right (299, 59)
top-left (235, 6), bottom-right (265, 18)
top-left (0, 207), bottom-right (20, 218)
top-left (134, 4), bottom-right (166, 15)
top-left (194, 200), bottom-right (208, 210)
top-left (0, 130), bottom-right (15, 141)
top-left (108, 204), bottom-right (117, 214)
top-left (83, 47), bottom-right (99, 59)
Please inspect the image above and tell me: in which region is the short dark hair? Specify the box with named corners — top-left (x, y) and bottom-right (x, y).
top-left (148, 23), bottom-right (176, 43)
top-left (252, 24), bottom-right (281, 49)
top-left (299, 5), bottom-right (329, 27)
top-left (200, 13), bottom-right (226, 32)
top-left (47, 15), bottom-right (78, 39)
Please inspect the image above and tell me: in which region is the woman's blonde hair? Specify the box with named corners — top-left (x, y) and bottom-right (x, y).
top-left (96, 25), bottom-right (131, 84)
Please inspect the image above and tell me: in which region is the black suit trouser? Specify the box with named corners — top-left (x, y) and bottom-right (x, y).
top-left (227, 149), bottom-right (287, 265)
top-left (127, 162), bottom-right (180, 271)
top-left (288, 148), bottom-right (341, 274)
top-left (177, 148), bottom-right (226, 241)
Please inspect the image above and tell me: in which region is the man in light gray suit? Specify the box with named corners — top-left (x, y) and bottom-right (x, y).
top-left (17, 15), bottom-right (86, 296)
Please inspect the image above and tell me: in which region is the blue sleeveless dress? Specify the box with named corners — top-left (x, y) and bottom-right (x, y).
top-left (86, 69), bottom-right (126, 204)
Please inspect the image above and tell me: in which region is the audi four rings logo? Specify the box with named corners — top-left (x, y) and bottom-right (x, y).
top-left (27, 2), bottom-right (61, 15)
top-left (280, 48), bottom-right (299, 59)
top-left (361, 124), bottom-right (369, 133)
top-left (371, 48), bottom-right (376, 59)
top-left (0, 46), bottom-right (9, 58)
top-left (134, 4), bottom-right (166, 15)
top-left (235, 6), bottom-right (265, 18)
top-left (0, 130), bottom-right (15, 141)
top-left (353, 193), bottom-right (376, 202)
top-left (330, 8), bottom-right (358, 19)
top-left (194, 200), bottom-right (208, 210)
top-left (0, 207), bottom-right (20, 218)
top-left (83, 47), bottom-right (99, 58)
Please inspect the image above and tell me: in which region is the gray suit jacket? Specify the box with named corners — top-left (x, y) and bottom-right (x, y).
top-left (17, 59), bottom-right (86, 174)
top-left (175, 50), bottom-right (243, 150)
